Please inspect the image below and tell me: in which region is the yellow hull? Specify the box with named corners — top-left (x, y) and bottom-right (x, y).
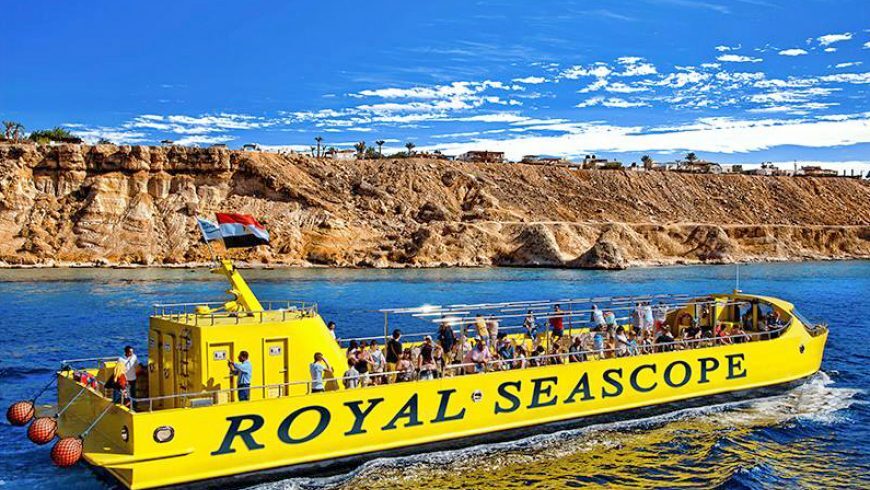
top-left (58, 311), bottom-right (826, 489)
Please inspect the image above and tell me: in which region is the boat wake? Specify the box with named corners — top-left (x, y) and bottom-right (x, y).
top-left (249, 371), bottom-right (863, 490)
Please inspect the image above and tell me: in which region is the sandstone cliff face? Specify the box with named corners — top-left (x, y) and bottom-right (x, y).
top-left (0, 143), bottom-right (868, 268)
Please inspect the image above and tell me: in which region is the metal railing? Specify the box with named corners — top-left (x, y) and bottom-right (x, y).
top-left (124, 323), bottom-right (789, 412)
top-left (150, 300), bottom-right (318, 325)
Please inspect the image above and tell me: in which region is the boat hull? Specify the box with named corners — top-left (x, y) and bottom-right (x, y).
top-left (64, 317), bottom-right (827, 490)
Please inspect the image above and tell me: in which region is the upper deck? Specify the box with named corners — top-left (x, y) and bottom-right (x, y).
top-left (150, 300), bottom-right (318, 327)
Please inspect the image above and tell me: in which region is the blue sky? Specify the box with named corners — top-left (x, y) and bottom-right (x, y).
top-left (2, 1), bottom-right (869, 166)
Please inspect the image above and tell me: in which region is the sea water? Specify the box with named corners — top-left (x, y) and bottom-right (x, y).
top-left (0, 261), bottom-right (866, 489)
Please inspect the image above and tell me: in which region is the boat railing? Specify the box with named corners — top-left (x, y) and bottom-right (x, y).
top-left (126, 323), bottom-right (789, 412)
top-left (344, 299), bottom-right (753, 347)
top-left (150, 300), bottom-right (318, 325)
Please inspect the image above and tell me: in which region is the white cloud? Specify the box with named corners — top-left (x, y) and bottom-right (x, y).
top-left (658, 70), bottom-right (710, 88)
top-left (72, 128), bottom-right (149, 144)
top-left (454, 113), bottom-right (529, 123)
top-left (817, 32), bottom-right (853, 46)
top-left (715, 44), bottom-right (740, 52)
top-left (717, 54), bottom-right (763, 63)
top-left (512, 76), bottom-right (547, 84)
top-left (618, 62), bottom-right (658, 77)
top-left (606, 82), bottom-right (650, 93)
top-left (560, 63), bottom-right (612, 79)
top-left (700, 63), bottom-right (721, 69)
top-left (818, 72), bottom-right (870, 84)
top-left (864, 41), bottom-right (870, 49)
top-left (824, 47), bottom-right (838, 53)
top-left (578, 79), bottom-right (609, 93)
top-left (576, 97), bottom-right (649, 108)
top-left (778, 48), bottom-right (808, 56)
top-left (749, 87), bottom-right (838, 104)
top-left (429, 115), bottom-right (870, 160)
top-left (173, 135), bottom-right (235, 146)
top-left (834, 62), bottom-right (863, 69)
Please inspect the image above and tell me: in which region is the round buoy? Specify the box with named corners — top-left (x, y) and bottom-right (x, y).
top-left (6, 400), bottom-right (35, 426)
top-left (51, 437), bottom-right (83, 468)
top-left (27, 417), bottom-right (57, 445)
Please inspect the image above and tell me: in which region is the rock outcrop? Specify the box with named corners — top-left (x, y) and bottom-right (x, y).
top-left (1, 142), bottom-right (868, 268)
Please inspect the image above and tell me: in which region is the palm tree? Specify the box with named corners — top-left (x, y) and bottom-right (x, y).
top-left (640, 155), bottom-right (654, 170)
top-left (405, 142), bottom-right (416, 156)
top-left (2, 121), bottom-right (24, 141)
top-left (314, 136), bottom-right (324, 158)
top-left (375, 140), bottom-right (385, 158)
top-left (354, 140), bottom-right (367, 158)
top-left (309, 146), bottom-right (316, 157)
top-left (685, 152), bottom-right (698, 163)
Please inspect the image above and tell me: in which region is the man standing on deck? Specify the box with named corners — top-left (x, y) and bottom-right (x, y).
top-left (122, 346), bottom-right (138, 401)
top-left (228, 351), bottom-right (252, 401)
top-left (309, 352), bottom-right (331, 393)
top-left (386, 330), bottom-right (403, 383)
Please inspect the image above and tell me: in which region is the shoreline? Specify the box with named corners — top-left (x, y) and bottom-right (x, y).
top-left (0, 254), bottom-right (866, 271)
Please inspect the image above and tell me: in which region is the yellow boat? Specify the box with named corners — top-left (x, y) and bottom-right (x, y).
top-left (7, 259), bottom-right (828, 489)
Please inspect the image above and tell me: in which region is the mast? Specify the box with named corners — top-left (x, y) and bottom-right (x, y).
top-left (211, 259), bottom-right (263, 312)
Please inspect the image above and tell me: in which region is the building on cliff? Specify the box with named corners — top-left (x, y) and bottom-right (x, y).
top-left (581, 154), bottom-right (623, 170)
top-left (324, 148), bottom-right (357, 161)
top-left (520, 155), bottom-right (573, 166)
top-left (799, 165), bottom-right (838, 177)
top-left (457, 150), bottom-right (505, 163)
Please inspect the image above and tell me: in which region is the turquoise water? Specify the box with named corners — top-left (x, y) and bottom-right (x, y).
top-left (0, 261), bottom-right (867, 489)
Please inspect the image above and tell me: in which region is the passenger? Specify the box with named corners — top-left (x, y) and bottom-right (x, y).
top-left (631, 303), bottom-right (642, 332)
top-left (396, 349), bottom-right (414, 382)
top-left (642, 303), bottom-right (654, 333)
top-left (386, 329), bottom-right (402, 383)
top-left (592, 329), bottom-right (606, 359)
top-left (515, 345), bottom-right (528, 369)
top-left (530, 345), bottom-right (546, 367)
top-left (369, 340), bottom-right (386, 385)
top-left (640, 330), bottom-right (654, 354)
top-left (732, 324), bottom-right (751, 343)
top-left (228, 351), bottom-right (252, 401)
top-left (437, 322), bottom-right (457, 364)
top-left (121, 346), bottom-right (138, 401)
top-left (470, 339), bottom-right (491, 373)
top-left (346, 339), bottom-right (360, 362)
top-left (591, 305), bottom-right (606, 330)
top-left (523, 310), bottom-right (538, 341)
top-left (549, 345), bottom-right (564, 365)
top-left (343, 359), bottom-right (360, 389)
top-left (475, 315), bottom-right (490, 349)
top-left (327, 321), bottom-right (337, 341)
top-left (615, 326), bottom-right (630, 357)
top-left (568, 336), bottom-right (585, 362)
top-left (715, 324), bottom-right (732, 345)
top-left (604, 333), bottom-right (616, 358)
top-left (355, 341), bottom-right (372, 386)
top-left (462, 348), bottom-right (476, 375)
top-left (683, 320), bottom-right (702, 347)
top-left (604, 310), bottom-right (617, 332)
top-left (488, 316), bottom-right (500, 344)
top-left (742, 308), bottom-right (754, 330)
top-left (107, 359), bottom-right (128, 404)
top-left (309, 352), bottom-right (331, 393)
top-left (550, 305), bottom-right (565, 340)
top-left (654, 301), bottom-right (669, 329)
top-left (497, 336), bottom-right (515, 369)
top-left (432, 342), bottom-right (444, 377)
top-left (627, 330), bottom-right (640, 356)
top-left (656, 328), bottom-right (675, 352)
top-left (418, 336), bottom-right (437, 380)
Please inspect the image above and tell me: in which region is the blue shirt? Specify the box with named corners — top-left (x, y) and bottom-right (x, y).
top-left (231, 360), bottom-right (252, 385)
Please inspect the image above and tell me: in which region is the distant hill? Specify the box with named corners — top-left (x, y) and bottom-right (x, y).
top-left (0, 143), bottom-right (867, 268)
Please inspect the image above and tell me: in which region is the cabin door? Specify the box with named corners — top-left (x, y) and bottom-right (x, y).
top-left (207, 343), bottom-right (234, 404)
top-left (263, 338), bottom-right (289, 399)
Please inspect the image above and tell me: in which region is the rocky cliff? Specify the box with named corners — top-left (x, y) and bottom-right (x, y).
top-left (0, 143), bottom-right (868, 268)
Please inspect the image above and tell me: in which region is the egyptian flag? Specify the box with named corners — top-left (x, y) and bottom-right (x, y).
top-left (215, 213), bottom-right (270, 248)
